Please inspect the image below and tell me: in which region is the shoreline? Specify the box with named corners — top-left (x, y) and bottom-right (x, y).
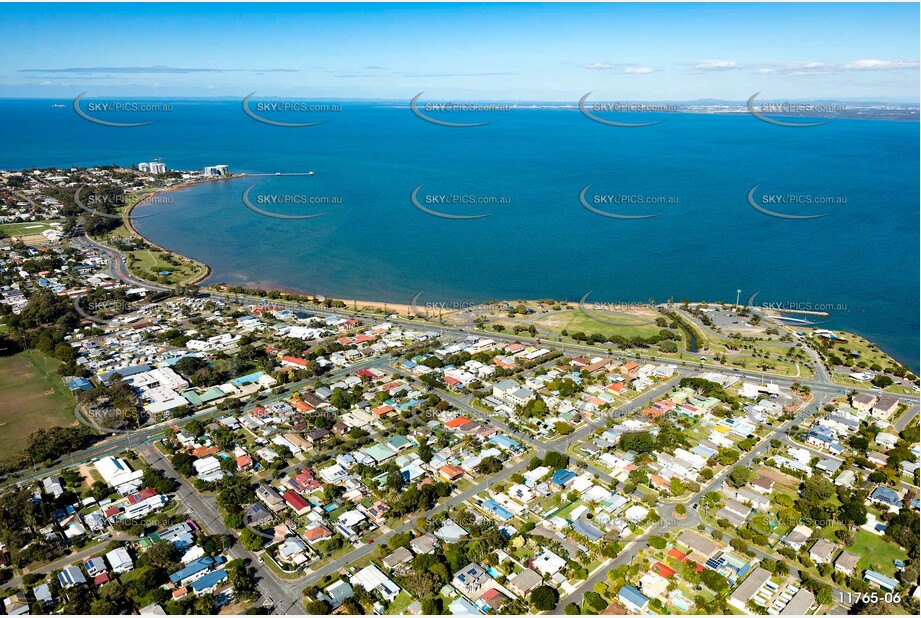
top-left (121, 176), bottom-right (243, 286)
top-left (120, 182), bottom-right (917, 376)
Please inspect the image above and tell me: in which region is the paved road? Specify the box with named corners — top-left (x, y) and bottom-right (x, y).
top-left (893, 403), bottom-right (919, 432)
top-left (553, 392), bottom-right (834, 613)
top-left (297, 455), bottom-right (537, 588)
top-left (406, 366), bottom-right (683, 487)
top-left (1, 532), bottom-right (136, 591)
top-left (141, 445), bottom-right (308, 615)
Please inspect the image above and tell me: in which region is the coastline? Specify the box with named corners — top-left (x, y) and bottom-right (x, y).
top-left (121, 183), bottom-right (917, 376)
top-left (121, 176), bottom-right (241, 286)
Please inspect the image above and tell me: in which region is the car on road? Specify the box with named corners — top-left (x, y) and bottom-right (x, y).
top-left (366, 539), bottom-right (374, 544)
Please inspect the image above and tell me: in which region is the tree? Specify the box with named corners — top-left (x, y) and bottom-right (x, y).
top-left (583, 591), bottom-right (607, 612)
top-left (855, 600), bottom-right (895, 615)
top-left (138, 541), bottom-right (180, 570)
top-left (618, 431), bottom-right (656, 454)
top-left (477, 456), bottom-right (503, 474)
top-left (564, 603), bottom-right (580, 615)
top-left (305, 600), bottom-right (331, 615)
top-left (530, 585), bottom-right (559, 611)
top-left (239, 528), bottom-right (264, 551)
top-left (728, 466), bottom-right (755, 488)
top-left (417, 443), bottom-right (433, 463)
top-left (800, 475), bottom-right (834, 504)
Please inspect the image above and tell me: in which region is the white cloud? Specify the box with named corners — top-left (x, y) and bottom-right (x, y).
top-left (583, 62), bottom-right (657, 74)
top-left (694, 60), bottom-right (740, 71)
top-left (842, 59), bottom-right (919, 71)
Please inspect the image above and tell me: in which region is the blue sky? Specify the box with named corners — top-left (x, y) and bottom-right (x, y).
top-left (2, 3), bottom-right (918, 101)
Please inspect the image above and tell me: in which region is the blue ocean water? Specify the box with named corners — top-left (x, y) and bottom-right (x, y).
top-left (1, 99), bottom-right (917, 370)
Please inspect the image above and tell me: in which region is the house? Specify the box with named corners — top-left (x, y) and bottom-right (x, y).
top-left (477, 588), bottom-right (509, 613)
top-left (869, 486), bottom-right (901, 510)
top-left (319, 580), bottom-right (354, 610)
top-left (169, 556), bottom-right (226, 587)
top-left (781, 588), bottom-right (816, 615)
top-left (283, 490), bottom-right (311, 515)
top-left (835, 469), bottom-right (858, 488)
top-left (677, 530), bottom-right (720, 562)
top-left (83, 556), bottom-right (107, 577)
top-left (550, 469), bottom-right (577, 489)
top-left (440, 465), bottom-right (466, 481)
top-left (303, 525), bottom-right (332, 545)
top-left (106, 547), bottom-right (134, 574)
top-left (851, 393), bottom-right (877, 412)
top-left (782, 525), bottom-right (813, 551)
top-left (749, 475), bottom-right (774, 495)
top-left (245, 503), bottom-right (274, 527)
top-left (410, 533), bottom-right (439, 555)
top-left (33, 583), bottom-right (53, 606)
top-left (42, 476), bottom-right (65, 498)
top-left (351, 564), bottom-right (401, 601)
top-left (256, 484), bottom-right (286, 512)
top-left (808, 538), bottom-right (837, 564)
top-left (191, 569), bottom-right (228, 596)
top-left (382, 547), bottom-right (413, 570)
top-left (834, 551), bottom-right (860, 576)
top-left (729, 567), bottom-right (771, 611)
top-left (871, 395), bottom-right (900, 420)
top-left (875, 431), bottom-right (899, 450)
top-left (735, 487), bottom-right (770, 510)
top-left (58, 565), bottom-right (87, 588)
top-left (507, 568), bottom-right (542, 597)
top-left (277, 536), bottom-right (310, 565)
top-left (3, 594), bottom-right (29, 616)
top-left (532, 550), bottom-right (566, 577)
top-left (618, 585), bottom-right (650, 613)
top-left (864, 570), bottom-right (900, 592)
top-left (452, 562), bottom-right (490, 598)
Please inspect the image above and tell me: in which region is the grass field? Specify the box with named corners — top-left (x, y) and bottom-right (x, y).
top-left (0, 220), bottom-right (64, 236)
top-left (0, 350), bottom-right (77, 462)
top-left (852, 530), bottom-right (908, 576)
top-left (535, 309), bottom-right (663, 339)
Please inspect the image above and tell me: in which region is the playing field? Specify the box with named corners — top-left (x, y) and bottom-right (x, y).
top-left (0, 220), bottom-right (63, 236)
top-left (0, 350), bottom-right (77, 462)
top-left (535, 309), bottom-right (664, 339)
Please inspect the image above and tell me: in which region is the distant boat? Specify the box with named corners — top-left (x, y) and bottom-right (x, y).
top-left (308, 171), bottom-right (315, 175)
top-left (51, 103), bottom-right (65, 108)
top-left (275, 172), bottom-right (281, 175)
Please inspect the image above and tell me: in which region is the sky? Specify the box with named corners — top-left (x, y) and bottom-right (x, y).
top-left (1, 2), bottom-right (918, 101)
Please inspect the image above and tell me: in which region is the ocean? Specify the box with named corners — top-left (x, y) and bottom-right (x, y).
top-left (1, 99), bottom-right (918, 370)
